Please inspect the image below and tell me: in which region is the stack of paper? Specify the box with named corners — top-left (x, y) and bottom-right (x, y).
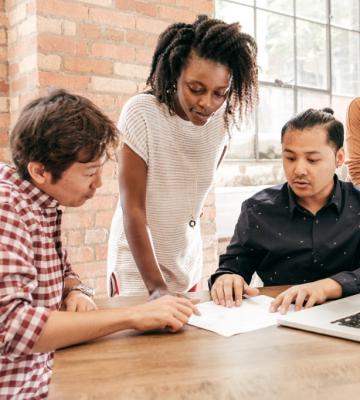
top-left (188, 295), bottom-right (279, 337)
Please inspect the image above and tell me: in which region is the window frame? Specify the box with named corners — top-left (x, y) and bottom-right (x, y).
top-left (215, 0), bottom-right (360, 161)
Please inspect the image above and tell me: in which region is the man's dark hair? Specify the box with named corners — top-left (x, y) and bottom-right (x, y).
top-left (281, 108), bottom-right (344, 151)
top-left (146, 14), bottom-right (258, 129)
top-left (10, 88), bottom-right (119, 182)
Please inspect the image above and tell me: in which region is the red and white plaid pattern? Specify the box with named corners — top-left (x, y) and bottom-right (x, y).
top-left (0, 163), bottom-right (78, 399)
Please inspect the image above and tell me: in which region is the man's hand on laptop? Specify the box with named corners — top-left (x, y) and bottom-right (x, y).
top-left (211, 274), bottom-right (259, 307)
top-left (270, 278), bottom-right (343, 314)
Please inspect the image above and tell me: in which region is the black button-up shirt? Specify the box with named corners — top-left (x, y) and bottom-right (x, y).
top-left (210, 177), bottom-right (360, 297)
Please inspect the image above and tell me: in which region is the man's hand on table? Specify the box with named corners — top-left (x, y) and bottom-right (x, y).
top-left (130, 295), bottom-right (200, 333)
top-left (62, 290), bottom-right (97, 312)
top-left (210, 274), bottom-right (259, 307)
top-left (270, 278), bottom-right (343, 314)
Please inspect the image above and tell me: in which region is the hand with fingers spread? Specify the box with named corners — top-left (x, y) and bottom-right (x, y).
top-left (210, 274), bottom-right (259, 307)
top-left (130, 295), bottom-right (201, 332)
top-left (270, 278), bottom-right (343, 314)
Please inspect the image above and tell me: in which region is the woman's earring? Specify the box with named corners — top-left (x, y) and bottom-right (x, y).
top-left (166, 83), bottom-right (176, 94)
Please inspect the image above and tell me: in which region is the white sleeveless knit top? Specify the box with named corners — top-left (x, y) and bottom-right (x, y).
top-left (107, 93), bottom-right (227, 295)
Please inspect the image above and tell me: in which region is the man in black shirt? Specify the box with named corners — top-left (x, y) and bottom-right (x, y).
top-left (210, 108), bottom-right (360, 314)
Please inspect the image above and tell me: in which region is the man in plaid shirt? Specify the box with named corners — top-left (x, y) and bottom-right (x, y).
top-left (0, 89), bottom-right (199, 399)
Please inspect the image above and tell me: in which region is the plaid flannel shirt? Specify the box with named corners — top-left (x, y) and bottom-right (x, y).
top-left (0, 164), bottom-right (78, 399)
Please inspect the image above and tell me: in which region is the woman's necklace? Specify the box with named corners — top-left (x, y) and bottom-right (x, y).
top-left (187, 138), bottom-right (202, 228)
top-left (171, 130), bottom-right (199, 229)
top-left (172, 99), bottom-right (200, 228)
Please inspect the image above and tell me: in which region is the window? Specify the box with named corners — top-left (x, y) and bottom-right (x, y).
top-left (216, 0), bottom-right (360, 160)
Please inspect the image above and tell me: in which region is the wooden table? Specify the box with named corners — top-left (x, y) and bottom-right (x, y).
top-left (49, 287), bottom-right (360, 400)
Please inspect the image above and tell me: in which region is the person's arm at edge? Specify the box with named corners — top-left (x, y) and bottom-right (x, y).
top-left (118, 144), bottom-right (167, 295)
top-left (346, 97), bottom-right (360, 185)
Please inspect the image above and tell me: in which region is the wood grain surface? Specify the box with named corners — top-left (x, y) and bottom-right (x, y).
top-left (49, 287), bottom-right (360, 400)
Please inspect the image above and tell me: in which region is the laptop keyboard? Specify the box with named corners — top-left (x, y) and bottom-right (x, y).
top-left (331, 312), bottom-right (360, 328)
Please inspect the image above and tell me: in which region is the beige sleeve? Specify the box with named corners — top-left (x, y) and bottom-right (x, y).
top-left (346, 97), bottom-right (360, 186)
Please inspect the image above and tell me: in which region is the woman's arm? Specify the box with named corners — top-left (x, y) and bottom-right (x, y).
top-left (118, 144), bottom-right (168, 295)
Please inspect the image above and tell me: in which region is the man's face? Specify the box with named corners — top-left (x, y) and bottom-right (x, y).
top-left (282, 126), bottom-right (344, 209)
top-left (41, 157), bottom-right (105, 207)
top-left (174, 52), bottom-right (231, 126)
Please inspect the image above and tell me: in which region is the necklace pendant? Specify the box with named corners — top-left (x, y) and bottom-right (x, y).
top-left (189, 219), bottom-right (196, 228)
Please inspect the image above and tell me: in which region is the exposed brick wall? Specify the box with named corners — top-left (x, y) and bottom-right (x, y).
top-left (0, 0), bottom-right (217, 297)
top-left (7, 0), bottom-right (38, 124)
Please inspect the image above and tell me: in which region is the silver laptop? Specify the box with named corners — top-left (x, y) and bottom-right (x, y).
top-left (277, 294), bottom-right (360, 342)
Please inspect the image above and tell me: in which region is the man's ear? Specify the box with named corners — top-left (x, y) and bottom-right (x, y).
top-left (335, 147), bottom-right (345, 168)
top-left (27, 162), bottom-right (52, 184)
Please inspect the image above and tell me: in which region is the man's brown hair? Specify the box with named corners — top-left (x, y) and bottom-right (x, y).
top-left (10, 88), bottom-right (119, 182)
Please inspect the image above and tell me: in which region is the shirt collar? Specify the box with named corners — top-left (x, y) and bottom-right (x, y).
top-left (328, 175), bottom-right (342, 213)
top-left (286, 175), bottom-right (342, 216)
top-left (1, 163), bottom-right (59, 209)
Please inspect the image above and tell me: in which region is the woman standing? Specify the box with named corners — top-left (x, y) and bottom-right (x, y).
top-left (107, 15), bottom-right (258, 296)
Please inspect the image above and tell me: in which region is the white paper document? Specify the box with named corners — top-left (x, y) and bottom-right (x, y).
top-left (188, 295), bottom-right (280, 337)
